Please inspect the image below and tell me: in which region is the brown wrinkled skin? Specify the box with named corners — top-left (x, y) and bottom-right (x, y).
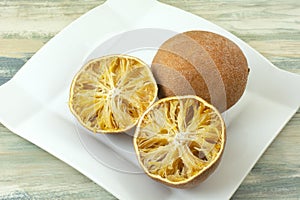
top-left (152, 31), bottom-right (249, 112)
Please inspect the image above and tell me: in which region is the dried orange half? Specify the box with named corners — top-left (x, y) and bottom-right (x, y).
top-left (69, 55), bottom-right (158, 133)
top-left (134, 95), bottom-right (226, 188)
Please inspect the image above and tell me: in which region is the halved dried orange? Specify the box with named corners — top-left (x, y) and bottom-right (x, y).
top-left (134, 95), bottom-right (226, 188)
top-left (69, 55), bottom-right (158, 133)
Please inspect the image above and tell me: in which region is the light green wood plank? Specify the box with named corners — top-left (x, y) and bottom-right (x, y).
top-left (0, 57), bottom-right (26, 84)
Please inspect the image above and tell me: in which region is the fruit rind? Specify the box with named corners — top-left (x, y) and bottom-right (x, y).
top-left (151, 30), bottom-right (249, 112)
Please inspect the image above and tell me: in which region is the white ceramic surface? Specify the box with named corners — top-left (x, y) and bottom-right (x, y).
top-left (1, 0), bottom-right (300, 199)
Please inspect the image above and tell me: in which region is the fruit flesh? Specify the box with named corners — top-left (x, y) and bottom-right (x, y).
top-left (135, 97), bottom-right (224, 183)
top-left (69, 55), bottom-right (157, 133)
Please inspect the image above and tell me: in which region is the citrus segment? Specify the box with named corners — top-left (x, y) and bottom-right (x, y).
top-left (134, 95), bottom-right (225, 188)
top-left (69, 55), bottom-right (157, 133)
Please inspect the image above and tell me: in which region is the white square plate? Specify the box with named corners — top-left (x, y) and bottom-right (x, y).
top-left (0, 0), bottom-right (300, 199)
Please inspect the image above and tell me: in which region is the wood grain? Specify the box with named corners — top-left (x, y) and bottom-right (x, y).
top-left (0, 0), bottom-right (299, 199)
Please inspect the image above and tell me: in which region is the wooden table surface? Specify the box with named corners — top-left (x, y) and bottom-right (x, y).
top-left (0, 0), bottom-right (299, 199)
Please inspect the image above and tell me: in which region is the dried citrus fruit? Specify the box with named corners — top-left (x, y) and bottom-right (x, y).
top-left (152, 30), bottom-right (249, 112)
top-left (134, 95), bottom-right (226, 188)
top-left (69, 55), bottom-right (158, 133)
